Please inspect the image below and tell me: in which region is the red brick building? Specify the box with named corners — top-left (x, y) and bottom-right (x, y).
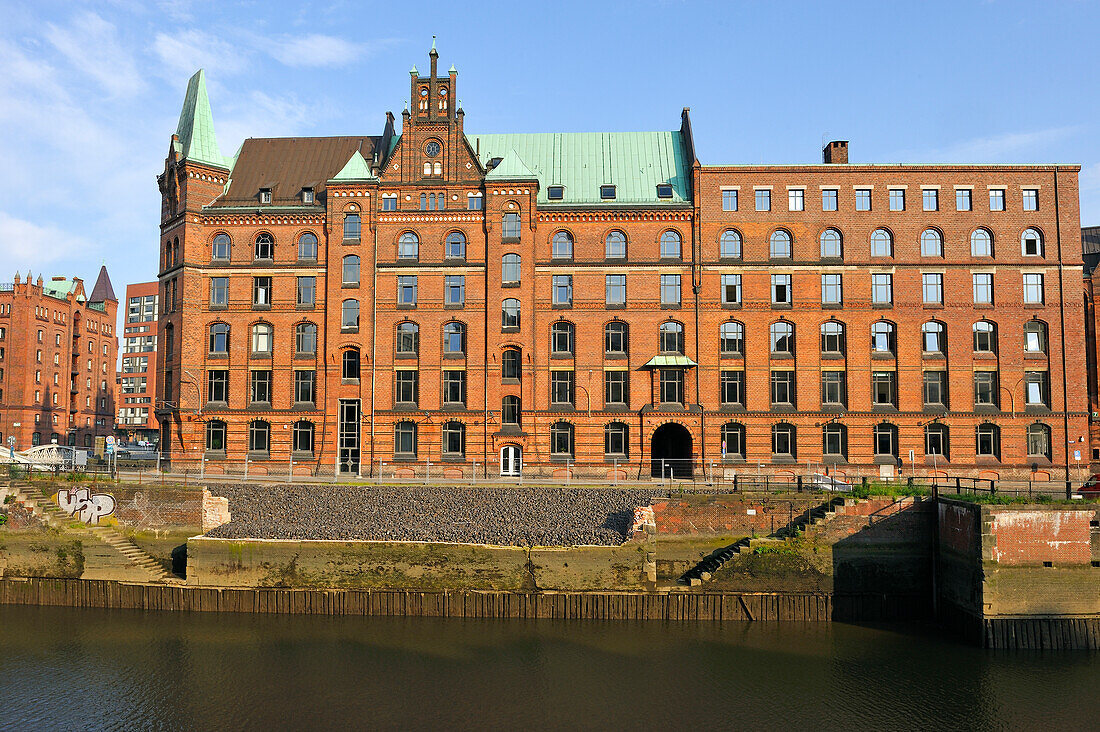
top-left (114, 281), bottom-right (159, 443)
top-left (155, 46), bottom-right (1086, 481)
top-left (0, 268), bottom-right (118, 450)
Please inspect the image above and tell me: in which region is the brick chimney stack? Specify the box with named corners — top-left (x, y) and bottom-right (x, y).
top-left (823, 140), bottom-right (849, 164)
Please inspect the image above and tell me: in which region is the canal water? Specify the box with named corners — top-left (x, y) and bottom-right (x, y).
top-left (1, 605), bottom-right (1097, 730)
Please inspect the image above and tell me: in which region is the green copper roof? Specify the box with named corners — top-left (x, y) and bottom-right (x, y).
top-left (42, 279), bottom-right (76, 300)
top-left (175, 70), bottom-right (229, 169)
top-left (643, 355), bottom-right (698, 368)
top-left (484, 149), bottom-right (535, 181)
top-left (470, 131), bottom-right (691, 206)
top-left (330, 150), bottom-right (374, 181)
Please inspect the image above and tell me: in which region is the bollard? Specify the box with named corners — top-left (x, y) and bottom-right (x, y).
top-left (796, 475), bottom-right (802, 493)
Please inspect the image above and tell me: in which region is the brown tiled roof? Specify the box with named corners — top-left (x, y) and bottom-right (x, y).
top-left (213, 136), bottom-right (382, 207)
top-left (1083, 225), bottom-right (1100, 255)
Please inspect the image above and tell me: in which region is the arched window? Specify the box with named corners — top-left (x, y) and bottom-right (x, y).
top-left (552, 231), bottom-right (573, 259)
top-left (502, 299), bottom-right (520, 330)
top-left (973, 321), bottom-right (997, 353)
top-left (770, 321), bottom-right (795, 355)
top-left (254, 233), bottom-right (274, 260)
top-left (342, 348), bottom-right (360, 380)
top-left (212, 234), bottom-right (231, 261)
top-left (720, 230), bottom-right (742, 259)
top-left (341, 299), bottom-right (359, 330)
top-left (446, 231), bottom-right (467, 259)
top-left (295, 322), bottom-right (317, 355)
top-left (1022, 228), bottom-right (1044, 257)
top-left (394, 421), bottom-right (417, 456)
top-left (821, 321), bottom-right (845, 355)
top-left (822, 423), bottom-right (847, 459)
top-left (298, 232), bottom-right (318, 260)
top-left (1024, 320), bottom-right (1048, 354)
top-left (549, 421), bottom-right (574, 456)
top-left (206, 420), bottom-right (226, 452)
top-left (660, 230), bottom-right (682, 259)
top-left (502, 254), bottom-right (521, 284)
top-left (870, 228), bottom-right (893, 257)
top-left (443, 322), bottom-right (466, 355)
top-left (251, 323), bottom-right (272, 355)
top-left (721, 422), bottom-right (746, 459)
top-left (976, 422), bottom-right (1000, 458)
top-left (1027, 423), bottom-right (1051, 459)
top-left (502, 395), bottom-right (521, 425)
top-left (925, 423), bottom-right (949, 459)
top-left (442, 421), bottom-right (465, 457)
top-left (396, 322), bottom-right (419, 355)
top-left (605, 230), bottom-right (627, 259)
top-left (31, 432), bottom-right (41, 446)
top-left (293, 421), bottom-right (314, 454)
top-left (342, 255), bottom-right (360, 285)
top-left (922, 321), bottom-right (946, 355)
top-left (971, 228), bottom-right (993, 257)
top-left (772, 423), bottom-right (795, 458)
top-left (502, 348), bottom-right (521, 380)
top-left (398, 232), bottom-right (419, 260)
top-left (551, 322), bottom-right (574, 355)
top-left (871, 321), bottom-right (896, 355)
top-left (605, 322), bottom-right (628, 355)
top-left (248, 420), bottom-right (270, 454)
top-left (820, 228), bottom-right (842, 258)
top-left (720, 321), bottom-right (744, 356)
top-left (769, 230), bottom-right (792, 258)
top-left (874, 423), bottom-right (898, 458)
top-left (605, 422), bottom-right (629, 457)
top-left (502, 212), bottom-right (521, 238)
top-left (343, 213), bottom-right (361, 240)
top-left (921, 228), bottom-right (944, 258)
top-left (660, 322), bottom-right (684, 354)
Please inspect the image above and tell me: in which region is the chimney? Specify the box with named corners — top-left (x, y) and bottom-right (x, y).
top-left (823, 140), bottom-right (848, 164)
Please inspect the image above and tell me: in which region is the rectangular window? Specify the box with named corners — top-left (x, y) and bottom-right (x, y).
top-left (1025, 371), bottom-right (1049, 407)
top-left (821, 188), bottom-right (838, 211)
top-left (207, 370), bottom-right (228, 403)
top-left (297, 276), bottom-right (315, 307)
top-left (659, 369), bottom-right (684, 405)
top-left (924, 371), bottom-right (947, 407)
top-left (771, 274), bottom-right (791, 305)
top-left (872, 372), bottom-right (896, 407)
top-left (788, 189), bottom-right (804, 211)
top-left (973, 273), bottom-right (993, 304)
top-left (922, 273), bottom-right (943, 305)
top-left (550, 370), bottom-right (574, 406)
top-left (382, 195), bottom-right (397, 211)
top-left (294, 370), bottom-right (316, 404)
top-left (755, 189), bottom-right (771, 211)
top-left (955, 188), bottom-right (972, 211)
top-left (821, 274), bottom-right (842, 305)
top-left (467, 193), bottom-right (483, 210)
top-left (397, 275), bottom-right (417, 305)
top-left (502, 212), bottom-right (521, 238)
top-left (1023, 188), bottom-right (1038, 211)
top-left (444, 275), bottom-right (465, 306)
top-left (253, 277), bottom-right (272, 307)
top-left (871, 274), bottom-right (893, 305)
top-left (922, 188), bottom-right (939, 211)
top-left (889, 189), bottom-right (905, 211)
top-left (721, 274), bottom-right (742, 306)
top-left (210, 277), bottom-right (228, 307)
top-left (771, 370), bottom-right (795, 407)
top-left (605, 275), bottom-right (626, 305)
top-left (989, 188), bottom-right (1005, 211)
top-left (604, 370), bottom-right (628, 406)
top-left (821, 371), bottom-right (846, 407)
top-left (600, 185), bottom-right (616, 199)
top-left (250, 370), bottom-right (272, 405)
top-left (1022, 273), bottom-right (1044, 304)
top-left (855, 189), bottom-right (872, 211)
top-left (442, 370), bottom-right (466, 406)
top-left (660, 274), bottom-right (681, 306)
top-left (720, 370), bottom-right (744, 406)
top-left (974, 371), bottom-right (998, 407)
top-left (553, 275), bottom-right (573, 306)
top-left (395, 370), bottom-right (418, 406)
top-left (722, 189), bottom-right (738, 211)
top-left (547, 186), bottom-right (564, 200)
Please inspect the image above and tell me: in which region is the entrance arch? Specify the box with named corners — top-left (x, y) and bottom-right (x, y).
top-left (500, 445), bottom-right (522, 477)
top-left (651, 423), bottom-right (693, 478)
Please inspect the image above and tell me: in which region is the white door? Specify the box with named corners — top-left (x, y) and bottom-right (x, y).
top-left (500, 445), bottom-right (522, 476)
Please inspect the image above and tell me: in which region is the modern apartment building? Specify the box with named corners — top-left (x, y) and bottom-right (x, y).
top-left (115, 281), bottom-right (159, 443)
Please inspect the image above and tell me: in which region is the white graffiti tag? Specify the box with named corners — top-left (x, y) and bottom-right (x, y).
top-left (56, 488), bottom-right (116, 524)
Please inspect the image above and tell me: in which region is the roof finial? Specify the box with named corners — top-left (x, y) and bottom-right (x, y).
top-left (430, 35), bottom-right (437, 55)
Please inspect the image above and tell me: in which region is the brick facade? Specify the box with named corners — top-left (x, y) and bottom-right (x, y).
top-left (153, 48), bottom-right (1086, 481)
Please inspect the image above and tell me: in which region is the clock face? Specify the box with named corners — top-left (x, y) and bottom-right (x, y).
top-left (425, 141), bottom-right (441, 157)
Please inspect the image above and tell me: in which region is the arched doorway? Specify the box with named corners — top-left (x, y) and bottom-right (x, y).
top-left (500, 445), bottom-right (522, 477)
top-left (651, 423), bottom-right (692, 478)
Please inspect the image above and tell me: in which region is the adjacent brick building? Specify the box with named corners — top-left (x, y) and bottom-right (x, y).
top-left (114, 281), bottom-right (159, 443)
top-left (155, 45), bottom-right (1086, 481)
top-left (0, 268), bottom-right (118, 450)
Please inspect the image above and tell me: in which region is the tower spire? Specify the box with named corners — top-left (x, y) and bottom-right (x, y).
top-left (175, 70), bottom-right (227, 169)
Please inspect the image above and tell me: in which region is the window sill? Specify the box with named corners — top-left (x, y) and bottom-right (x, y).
top-left (722, 303), bottom-right (742, 310)
top-left (720, 353), bottom-right (744, 360)
top-left (443, 352), bottom-right (465, 359)
top-left (821, 352), bottom-right (844, 360)
top-left (209, 304), bottom-right (228, 311)
top-left (501, 378), bottom-right (520, 386)
top-left (291, 451), bottom-right (314, 461)
top-left (770, 404), bottom-right (796, 413)
top-left (341, 378), bottom-right (360, 386)
top-left (502, 326), bottom-right (520, 334)
top-left (291, 402), bottom-right (316, 411)
top-left (440, 455), bottom-right (466, 463)
top-left (443, 304), bottom-right (465, 310)
top-left (396, 304), bottom-right (417, 310)
top-left (391, 455), bottom-right (417, 462)
top-left (441, 404), bottom-right (467, 411)
top-left (821, 405), bottom-right (846, 413)
top-left (296, 305), bottom-right (315, 311)
top-left (204, 451), bottom-right (226, 460)
top-left (1024, 352), bottom-right (1048, 360)
top-left (246, 452), bottom-right (271, 461)
top-left (874, 456), bottom-right (899, 466)
top-left (548, 405), bottom-right (575, 413)
top-left (922, 353), bottom-right (946, 360)
top-left (974, 456), bottom-right (1002, 465)
top-left (820, 257), bottom-right (844, 265)
top-left (606, 303), bottom-right (626, 310)
top-left (205, 401), bottom-right (228, 410)
top-left (923, 304), bottom-right (944, 310)
top-left (341, 239), bottom-right (360, 246)
top-left (502, 281), bottom-right (521, 289)
top-left (871, 352), bottom-right (896, 360)
top-left (822, 456), bottom-right (848, 465)
top-left (1024, 406), bottom-right (1052, 415)
top-left (341, 327), bottom-right (359, 334)
top-left (772, 456), bottom-right (796, 464)
top-left (923, 405), bottom-right (948, 413)
top-left (550, 353), bottom-right (574, 360)
top-left (770, 352), bottom-right (794, 360)
top-left (721, 457), bottom-right (747, 464)
top-left (252, 304), bottom-right (271, 311)
top-left (871, 303), bottom-right (893, 309)
top-left (718, 257), bottom-right (743, 265)
top-left (603, 405), bottom-right (632, 413)
top-left (604, 352), bottom-right (628, 360)
top-left (871, 405), bottom-right (898, 413)
top-left (551, 304), bottom-right (573, 310)
top-left (395, 353), bottom-right (417, 360)
top-left (247, 402), bottom-right (271, 410)
top-left (208, 353), bottom-right (229, 360)
top-left (719, 405), bottom-right (746, 413)
top-left (1023, 303), bottom-right (1046, 309)
top-left (548, 454), bottom-right (575, 463)
top-left (974, 405), bottom-right (1001, 414)
top-left (771, 303), bottom-right (792, 310)
top-left (296, 259), bottom-right (318, 266)
top-left (660, 303), bottom-right (682, 310)
top-left (392, 404), bottom-right (419, 411)
top-left (502, 237), bottom-right (521, 244)
top-left (249, 353), bottom-right (273, 360)
top-left (973, 352), bottom-right (997, 360)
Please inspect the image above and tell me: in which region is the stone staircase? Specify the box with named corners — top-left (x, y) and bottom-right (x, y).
top-left (4, 482), bottom-right (174, 583)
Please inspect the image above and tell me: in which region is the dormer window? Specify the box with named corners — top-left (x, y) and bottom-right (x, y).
top-left (547, 186), bottom-right (564, 200)
top-left (259, 188), bottom-right (272, 204)
top-left (656, 184), bottom-right (673, 198)
top-left (600, 185), bottom-right (616, 200)
top-left (301, 188), bottom-right (314, 204)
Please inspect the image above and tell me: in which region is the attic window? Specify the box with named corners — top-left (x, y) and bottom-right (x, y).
top-left (301, 188), bottom-right (314, 204)
top-left (600, 185), bottom-right (616, 200)
top-left (259, 188), bottom-right (272, 204)
top-left (488, 157), bottom-right (504, 171)
top-left (547, 186), bottom-right (564, 200)
top-left (656, 184), bottom-right (673, 198)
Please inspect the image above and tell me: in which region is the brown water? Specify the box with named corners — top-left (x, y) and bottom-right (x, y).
top-left (0, 605), bottom-right (1097, 731)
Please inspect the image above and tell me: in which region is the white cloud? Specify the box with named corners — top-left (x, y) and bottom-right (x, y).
top-left (217, 91), bottom-right (314, 154)
top-left (0, 212), bottom-right (93, 269)
top-left (268, 34), bottom-right (374, 67)
top-left (153, 29), bottom-right (248, 86)
top-left (44, 11), bottom-right (145, 97)
top-left (894, 126), bottom-right (1083, 164)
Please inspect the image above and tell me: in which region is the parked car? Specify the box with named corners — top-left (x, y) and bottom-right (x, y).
top-left (1079, 475), bottom-right (1100, 497)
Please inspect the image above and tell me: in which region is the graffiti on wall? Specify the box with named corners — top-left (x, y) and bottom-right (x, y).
top-left (56, 487), bottom-right (116, 524)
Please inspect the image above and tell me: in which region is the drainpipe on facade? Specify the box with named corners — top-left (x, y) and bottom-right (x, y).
top-left (369, 209), bottom-right (379, 478)
top-left (1053, 169), bottom-right (1072, 488)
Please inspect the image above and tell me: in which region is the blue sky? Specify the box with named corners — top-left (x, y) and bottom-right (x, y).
top-left (2, 0), bottom-right (1099, 320)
